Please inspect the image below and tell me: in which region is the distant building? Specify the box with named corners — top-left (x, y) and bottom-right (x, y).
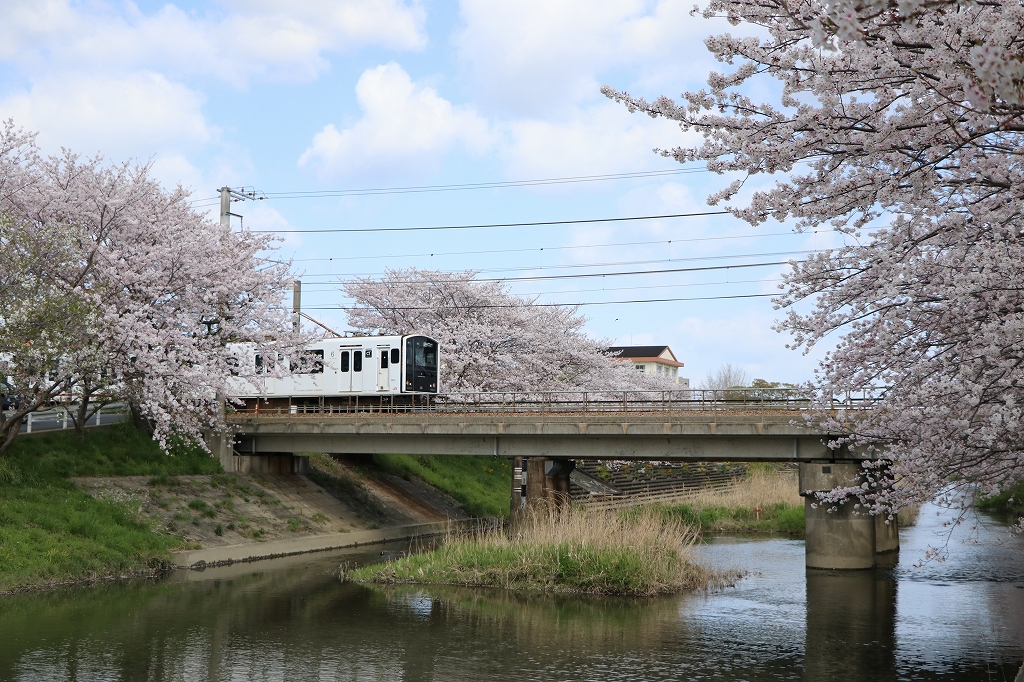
top-left (607, 345), bottom-right (690, 388)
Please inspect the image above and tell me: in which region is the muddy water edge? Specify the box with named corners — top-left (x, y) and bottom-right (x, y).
top-left (0, 503), bottom-right (1021, 682)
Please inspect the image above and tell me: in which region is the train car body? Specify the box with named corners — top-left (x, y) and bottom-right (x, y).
top-left (227, 334), bottom-right (438, 409)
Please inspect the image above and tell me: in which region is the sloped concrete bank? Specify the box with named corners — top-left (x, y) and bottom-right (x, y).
top-left (172, 519), bottom-right (493, 569)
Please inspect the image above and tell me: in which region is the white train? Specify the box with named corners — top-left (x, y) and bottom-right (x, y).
top-left (228, 334), bottom-right (438, 409)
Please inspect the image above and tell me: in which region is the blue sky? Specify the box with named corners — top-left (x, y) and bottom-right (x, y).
top-left (0, 0), bottom-right (843, 386)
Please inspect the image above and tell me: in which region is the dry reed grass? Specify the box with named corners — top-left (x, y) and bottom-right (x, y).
top-left (345, 507), bottom-right (740, 596)
top-left (686, 466), bottom-right (803, 511)
top-left (644, 467), bottom-right (806, 536)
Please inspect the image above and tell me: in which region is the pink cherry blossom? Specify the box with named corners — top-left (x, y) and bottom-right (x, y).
top-left (604, 0), bottom-right (1024, 523)
top-left (0, 122), bottom-right (305, 454)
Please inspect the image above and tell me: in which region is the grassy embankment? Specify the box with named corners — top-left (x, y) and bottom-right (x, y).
top-left (976, 481), bottom-right (1024, 519)
top-left (647, 465), bottom-right (806, 536)
top-left (371, 453), bottom-right (512, 517)
top-left (345, 507), bottom-right (737, 596)
top-left (0, 423), bottom-right (220, 593)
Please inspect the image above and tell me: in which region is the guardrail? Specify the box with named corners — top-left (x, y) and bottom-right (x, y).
top-left (230, 389), bottom-right (880, 416)
top-left (13, 403), bottom-right (127, 434)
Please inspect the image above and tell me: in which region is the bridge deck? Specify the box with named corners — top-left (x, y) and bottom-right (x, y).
top-left (228, 410), bottom-right (861, 462)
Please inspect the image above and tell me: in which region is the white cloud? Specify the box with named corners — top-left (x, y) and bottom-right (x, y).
top-left (666, 311), bottom-right (815, 384)
top-left (149, 154), bottom-right (207, 196)
top-left (0, 0), bottom-right (78, 61)
top-left (502, 101), bottom-right (691, 178)
top-left (455, 0), bottom-right (729, 116)
top-left (299, 63), bottom-right (493, 177)
top-left (0, 0), bottom-right (427, 84)
top-left (0, 72), bottom-right (212, 158)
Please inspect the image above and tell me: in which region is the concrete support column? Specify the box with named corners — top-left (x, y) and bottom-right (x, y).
top-left (512, 457), bottom-right (576, 513)
top-left (800, 462), bottom-right (876, 570)
top-left (544, 459), bottom-right (575, 509)
top-left (204, 430), bottom-right (234, 473)
top-left (874, 514), bottom-right (899, 554)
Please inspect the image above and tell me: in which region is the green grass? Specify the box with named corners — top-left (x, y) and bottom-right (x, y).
top-left (0, 422), bottom-right (220, 485)
top-left (0, 422), bottom-right (221, 592)
top-left (372, 454), bottom-right (512, 517)
top-left (976, 480), bottom-right (1024, 518)
top-left (650, 501), bottom-right (805, 537)
top-left (346, 508), bottom-right (735, 596)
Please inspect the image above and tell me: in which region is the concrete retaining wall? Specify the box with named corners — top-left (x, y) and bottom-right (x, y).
top-left (171, 519), bottom-right (488, 569)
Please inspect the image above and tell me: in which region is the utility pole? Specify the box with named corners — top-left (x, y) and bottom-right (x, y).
top-left (293, 280), bottom-right (301, 333)
top-left (218, 186), bottom-right (265, 229)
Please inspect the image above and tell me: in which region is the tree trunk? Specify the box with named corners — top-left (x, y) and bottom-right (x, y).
top-left (129, 400), bottom-right (154, 437)
top-left (0, 421), bottom-right (20, 458)
top-left (74, 392), bottom-right (91, 440)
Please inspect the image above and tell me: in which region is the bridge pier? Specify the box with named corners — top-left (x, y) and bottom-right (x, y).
top-left (800, 462), bottom-right (898, 569)
top-left (511, 457), bottom-right (575, 518)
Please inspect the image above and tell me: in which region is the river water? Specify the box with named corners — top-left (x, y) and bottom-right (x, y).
top-left (1, 503), bottom-right (1021, 682)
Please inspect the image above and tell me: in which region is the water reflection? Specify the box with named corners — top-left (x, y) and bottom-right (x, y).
top-left (804, 568), bottom-right (897, 681)
top-left (0, 507), bottom-right (1021, 681)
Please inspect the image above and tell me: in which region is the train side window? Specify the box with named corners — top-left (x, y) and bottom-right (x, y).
top-left (353, 351), bottom-right (363, 372)
top-left (390, 348), bottom-right (400, 365)
top-left (340, 351), bottom-right (350, 372)
top-left (306, 349), bottom-right (324, 374)
top-left (380, 352), bottom-right (388, 369)
top-left (255, 354), bottom-right (264, 374)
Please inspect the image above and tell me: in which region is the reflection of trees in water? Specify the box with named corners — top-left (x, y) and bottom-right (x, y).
top-left (2, 548), bottom-right (1023, 681)
top-left (380, 584), bottom-right (685, 651)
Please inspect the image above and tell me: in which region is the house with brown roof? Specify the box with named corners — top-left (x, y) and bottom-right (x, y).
top-left (607, 345), bottom-right (689, 388)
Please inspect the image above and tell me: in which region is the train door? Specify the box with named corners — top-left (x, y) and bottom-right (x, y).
top-left (338, 350), bottom-right (351, 392)
top-left (389, 347), bottom-right (401, 391)
top-left (351, 350), bottom-right (363, 392)
top-left (377, 346), bottom-right (389, 391)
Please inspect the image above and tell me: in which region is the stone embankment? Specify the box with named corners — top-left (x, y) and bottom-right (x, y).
top-left (75, 454), bottom-right (471, 569)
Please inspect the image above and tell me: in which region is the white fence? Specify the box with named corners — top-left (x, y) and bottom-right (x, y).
top-left (15, 403), bottom-right (127, 434)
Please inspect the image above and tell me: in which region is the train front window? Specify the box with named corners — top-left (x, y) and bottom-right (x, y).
top-left (405, 336), bottom-right (438, 393)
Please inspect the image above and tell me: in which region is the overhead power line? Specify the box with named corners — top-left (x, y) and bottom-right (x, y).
top-left (302, 260), bottom-right (792, 285)
top-left (298, 250), bottom-right (811, 280)
top-left (296, 276), bottom-right (783, 295)
top-left (251, 211), bottom-right (730, 234)
top-left (188, 167), bottom-right (710, 207)
top-left (296, 292), bottom-right (777, 311)
top-left (280, 229), bottom-right (835, 263)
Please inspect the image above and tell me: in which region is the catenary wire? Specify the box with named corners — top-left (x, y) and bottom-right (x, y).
top-left (296, 250), bottom-right (812, 280)
top-left (298, 260), bottom-right (793, 285)
top-left (250, 211), bottom-right (730, 234)
top-left (273, 229), bottom-right (836, 264)
top-left (295, 277), bottom-right (784, 294)
top-left (290, 292), bottom-right (778, 311)
top-left (187, 167), bottom-right (713, 207)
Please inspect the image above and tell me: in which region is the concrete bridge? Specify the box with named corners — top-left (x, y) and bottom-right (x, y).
top-left (212, 390), bottom-right (892, 570)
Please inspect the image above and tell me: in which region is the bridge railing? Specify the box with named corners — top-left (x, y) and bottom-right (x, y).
top-left (229, 388), bottom-right (880, 416)
top-left (432, 389), bottom-right (877, 413)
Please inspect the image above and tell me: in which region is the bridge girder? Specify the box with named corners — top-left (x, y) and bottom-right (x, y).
top-left (228, 412), bottom-right (865, 462)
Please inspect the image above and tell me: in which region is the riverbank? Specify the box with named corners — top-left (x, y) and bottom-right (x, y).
top-left (0, 426), bottom-right (488, 593)
top-left (0, 424), bottom-right (221, 593)
top-left (345, 507), bottom-right (740, 596)
top-left (643, 466), bottom-right (806, 536)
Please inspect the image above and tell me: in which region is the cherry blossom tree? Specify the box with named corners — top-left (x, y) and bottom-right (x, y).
top-left (603, 0), bottom-right (1024, 520)
top-left (0, 122), bottom-right (303, 455)
top-left (342, 268), bottom-right (675, 393)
